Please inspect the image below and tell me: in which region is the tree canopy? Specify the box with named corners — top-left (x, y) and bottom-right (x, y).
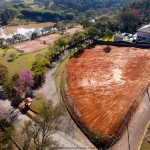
top-left (0, 64), bottom-right (8, 85)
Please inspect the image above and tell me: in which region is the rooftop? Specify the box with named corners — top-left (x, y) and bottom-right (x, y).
top-left (137, 24), bottom-right (150, 33)
top-left (114, 34), bottom-right (124, 38)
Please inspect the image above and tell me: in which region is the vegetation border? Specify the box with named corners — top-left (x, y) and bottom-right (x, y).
top-left (94, 40), bottom-right (150, 48)
top-left (54, 44), bottom-right (118, 149)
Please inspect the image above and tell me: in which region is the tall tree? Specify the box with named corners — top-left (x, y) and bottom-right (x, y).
top-left (14, 71), bottom-right (34, 98)
top-left (14, 101), bottom-right (64, 150)
top-left (88, 27), bottom-right (101, 39)
top-left (0, 64), bottom-right (8, 85)
top-left (31, 59), bottom-right (50, 86)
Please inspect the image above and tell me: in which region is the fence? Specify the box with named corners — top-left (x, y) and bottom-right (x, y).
top-left (57, 40), bottom-right (150, 149)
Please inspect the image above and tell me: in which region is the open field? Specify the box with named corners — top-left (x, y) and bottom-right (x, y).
top-left (11, 27), bottom-right (83, 53)
top-left (12, 40), bottom-right (47, 53)
top-left (65, 28), bottom-right (83, 35)
top-left (30, 94), bottom-right (47, 114)
top-left (39, 33), bottom-right (61, 44)
top-left (66, 45), bottom-right (150, 138)
top-left (0, 48), bottom-right (48, 77)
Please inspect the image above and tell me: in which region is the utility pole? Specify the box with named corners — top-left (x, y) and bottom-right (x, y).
top-left (147, 88), bottom-right (150, 101)
top-left (127, 108), bottom-right (132, 150)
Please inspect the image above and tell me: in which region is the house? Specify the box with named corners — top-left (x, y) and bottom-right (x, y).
top-left (18, 97), bottom-right (33, 110)
top-left (24, 97), bottom-right (33, 106)
top-left (137, 24), bottom-right (150, 42)
top-left (114, 34), bottom-right (125, 42)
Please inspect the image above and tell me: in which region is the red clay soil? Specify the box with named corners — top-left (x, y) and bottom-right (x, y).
top-left (39, 34), bottom-right (61, 44)
top-left (12, 40), bottom-right (47, 53)
top-left (66, 45), bottom-right (150, 138)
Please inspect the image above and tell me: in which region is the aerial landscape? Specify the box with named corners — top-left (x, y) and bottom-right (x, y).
top-left (0, 0), bottom-right (150, 150)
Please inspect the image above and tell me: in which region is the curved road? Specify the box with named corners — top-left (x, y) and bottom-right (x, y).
top-left (1, 47), bottom-right (150, 150)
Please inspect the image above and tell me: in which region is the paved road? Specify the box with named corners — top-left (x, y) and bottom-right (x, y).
top-left (0, 49), bottom-right (95, 149)
top-left (109, 88), bottom-right (150, 150)
top-left (34, 49), bottom-right (96, 149)
top-left (2, 47), bottom-right (150, 150)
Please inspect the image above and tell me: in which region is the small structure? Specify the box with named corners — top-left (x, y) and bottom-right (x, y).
top-left (137, 24), bottom-right (150, 42)
top-left (89, 19), bottom-right (96, 23)
top-left (24, 97), bottom-right (33, 106)
top-left (18, 97), bottom-right (33, 110)
top-left (114, 34), bottom-right (125, 42)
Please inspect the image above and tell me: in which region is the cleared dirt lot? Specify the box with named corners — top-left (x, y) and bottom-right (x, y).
top-left (39, 34), bottom-right (61, 44)
top-left (11, 28), bottom-right (83, 53)
top-left (12, 40), bottom-right (47, 53)
top-left (66, 45), bottom-right (150, 138)
top-left (64, 28), bottom-right (83, 34)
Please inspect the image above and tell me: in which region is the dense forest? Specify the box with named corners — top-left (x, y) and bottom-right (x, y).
top-left (0, 0), bottom-right (150, 33)
top-left (51, 0), bottom-right (132, 14)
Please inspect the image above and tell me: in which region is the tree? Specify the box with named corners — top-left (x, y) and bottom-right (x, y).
top-left (105, 30), bottom-right (113, 38)
top-left (14, 71), bottom-right (34, 98)
top-left (0, 117), bottom-right (13, 150)
top-left (0, 64), bottom-right (8, 85)
top-left (31, 59), bottom-right (50, 86)
top-left (88, 27), bottom-right (101, 39)
top-left (54, 38), bottom-right (67, 52)
top-left (3, 81), bottom-right (21, 107)
top-left (14, 101), bottom-right (64, 150)
top-left (85, 9), bottom-right (97, 18)
top-left (31, 32), bottom-right (38, 40)
top-left (64, 12), bottom-right (75, 20)
top-left (9, 52), bottom-right (16, 60)
top-left (80, 18), bottom-right (92, 28)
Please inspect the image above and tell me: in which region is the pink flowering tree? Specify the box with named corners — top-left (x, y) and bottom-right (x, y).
top-left (14, 71), bottom-right (34, 99)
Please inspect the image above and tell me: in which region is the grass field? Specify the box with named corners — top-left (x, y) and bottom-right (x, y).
top-left (99, 36), bottom-right (114, 42)
top-left (0, 47), bottom-right (48, 78)
top-left (30, 94), bottom-right (47, 114)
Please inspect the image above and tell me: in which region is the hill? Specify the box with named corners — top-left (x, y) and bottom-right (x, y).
top-left (51, 0), bottom-right (133, 14)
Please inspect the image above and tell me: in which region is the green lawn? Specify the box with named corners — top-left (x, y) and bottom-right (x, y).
top-left (99, 36), bottom-right (114, 42)
top-left (0, 47), bottom-right (49, 78)
top-left (75, 24), bottom-right (83, 29)
top-left (30, 94), bottom-right (47, 114)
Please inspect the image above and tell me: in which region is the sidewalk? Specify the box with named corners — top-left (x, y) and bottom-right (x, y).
top-left (109, 88), bottom-right (150, 150)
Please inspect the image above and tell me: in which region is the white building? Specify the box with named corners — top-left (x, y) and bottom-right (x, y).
top-left (137, 25), bottom-right (150, 42)
top-left (114, 34), bottom-right (125, 42)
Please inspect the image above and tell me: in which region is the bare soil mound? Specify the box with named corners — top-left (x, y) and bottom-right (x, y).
top-left (66, 45), bottom-right (150, 143)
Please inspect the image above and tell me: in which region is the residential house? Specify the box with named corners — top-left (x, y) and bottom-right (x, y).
top-left (137, 24), bottom-right (150, 42)
top-left (18, 97), bottom-right (33, 110)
